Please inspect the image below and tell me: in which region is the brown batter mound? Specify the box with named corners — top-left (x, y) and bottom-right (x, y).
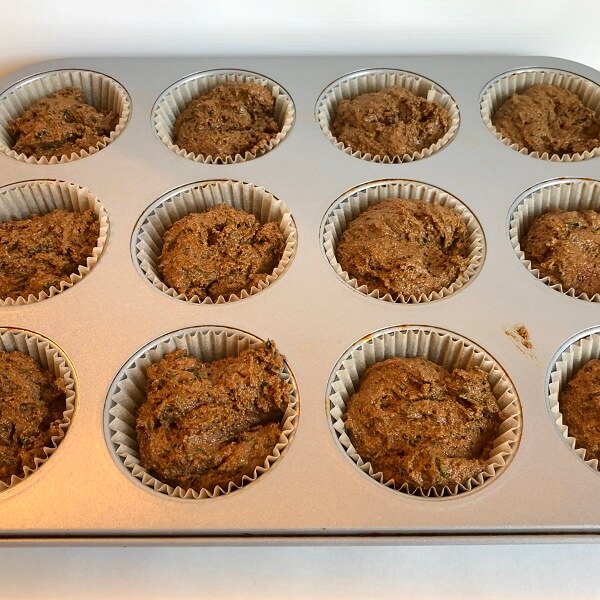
top-left (330, 86), bottom-right (451, 157)
top-left (522, 208), bottom-right (600, 297)
top-left (336, 198), bottom-right (470, 298)
top-left (0, 208), bottom-right (100, 300)
top-left (559, 359), bottom-right (600, 461)
top-left (136, 341), bottom-right (290, 492)
top-left (492, 84), bottom-right (600, 156)
top-left (159, 203), bottom-right (285, 301)
top-left (173, 83), bottom-right (279, 158)
top-left (345, 356), bottom-right (502, 489)
top-left (0, 350), bottom-right (66, 485)
top-left (9, 88), bottom-right (119, 159)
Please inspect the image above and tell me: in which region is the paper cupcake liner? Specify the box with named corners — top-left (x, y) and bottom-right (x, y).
top-left (480, 68), bottom-right (600, 162)
top-left (548, 328), bottom-right (600, 472)
top-left (152, 69), bottom-right (295, 164)
top-left (509, 178), bottom-right (600, 302)
top-left (0, 69), bottom-right (130, 164)
top-left (106, 326), bottom-right (299, 499)
top-left (321, 180), bottom-right (484, 303)
top-left (328, 326), bottom-right (521, 497)
top-left (0, 180), bottom-right (109, 306)
top-left (134, 179), bottom-right (296, 304)
top-left (0, 327), bottom-right (76, 492)
top-left (315, 69), bottom-right (460, 163)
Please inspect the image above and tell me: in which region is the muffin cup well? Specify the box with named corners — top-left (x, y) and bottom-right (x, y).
top-left (315, 68), bottom-right (460, 163)
top-left (321, 180), bottom-right (484, 303)
top-left (152, 69), bottom-right (295, 164)
top-left (0, 328), bottom-right (76, 492)
top-left (134, 179), bottom-right (296, 304)
top-left (480, 68), bottom-right (600, 162)
top-left (509, 178), bottom-right (600, 302)
top-left (0, 180), bottom-right (109, 306)
top-left (328, 326), bottom-right (521, 497)
top-left (548, 328), bottom-right (600, 472)
top-left (0, 69), bottom-right (130, 164)
top-left (105, 326), bottom-right (299, 499)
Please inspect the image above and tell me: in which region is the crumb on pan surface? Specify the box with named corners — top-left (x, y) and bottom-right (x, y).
top-left (0, 350), bottom-right (66, 485)
top-left (559, 359), bottom-right (600, 462)
top-left (136, 341), bottom-right (290, 492)
top-left (492, 84), bottom-right (600, 156)
top-left (335, 198), bottom-right (470, 298)
top-left (158, 203), bottom-right (285, 301)
top-left (522, 208), bottom-right (600, 297)
top-left (8, 87), bottom-right (119, 159)
top-left (0, 208), bottom-right (100, 300)
top-left (173, 82), bottom-right (279, 158)
top-left (345, 356), bottom-right (502, 489)
top-left (330, 85), bottom-right (451, 157)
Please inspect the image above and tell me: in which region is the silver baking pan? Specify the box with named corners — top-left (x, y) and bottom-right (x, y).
top-left (1, 55), bottom-right (600, 543)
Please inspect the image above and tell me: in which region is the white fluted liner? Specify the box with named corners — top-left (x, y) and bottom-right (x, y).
top-left (0, 180), bottom-right (109, 306)
top-left (0, 328), bottom-right (76, 492)
top-left (480, 68), bottom-right (600, 162)
top-left (134, 180), bottom-right (296, 304)
top-left (548, 330), bottom-right (600, 472)
top-left (316, 69), bottom-right (460, 163)
top-left (107, 327), bottom-right (299, 499)
top-left (0, 69), bottom-right (130, 164)
top-left (152, 69), bottom-right (295, 164)
top-left (321, 180), bottom-right (484, 303)
top-left (328, 326), bottom-right (521, 497)
top-left (509, 178), bottom-right (600, 302)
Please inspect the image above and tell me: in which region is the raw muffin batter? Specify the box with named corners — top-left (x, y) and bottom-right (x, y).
top-left (522, 208), bottom-right (600, 297)
top-left (345, 356), bottom-right (502, 489)
top-left (159, 203), bottom-right (285, 301)
top-left (0, 350), bottom-right (66, 485)
top-left (9, 87), bottom-right (119, 159)
top-left (0, 208), bottom-right (100, 300)
top-left (492, 84), bottom-right (600, 156)
top-left (336, 198), bottom-right (470, 298)
top-left (173, 82), bottom-right (279, 158)
top-left (330, 86), bottom-right (451, 157)
top-left (136, 341), bottom-right (290, 492)
top-left (559, 359), bottom-right (600, 461)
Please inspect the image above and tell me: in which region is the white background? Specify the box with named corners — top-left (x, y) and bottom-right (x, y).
top-left (2, 1), bottom-right (600, 598)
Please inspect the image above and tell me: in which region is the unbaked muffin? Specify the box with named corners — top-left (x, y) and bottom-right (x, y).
top-left (336, 198), bottom-right (470, 298)
top-left (492, 84), bottom-right (600, 156)
top-left (173, 82), bottom-right (279, 158)
top-left (0, 208), bottom-right (100, 300)
top-left (522, 208), bottom-right (600, 297)
top-left (159, 203), bottom-right (285, 301)
top-left (345, 356), bottom-right (502, 489)
top-left (0, 350), bottom-right (66, 485)
top-left (136, 341), bottom-right (289, 492)
top-left (559, 359), bottom-right (600, 461)
top-left (330, 86), bottom-right (451, 158)
top-left (9, 87), bottom-right (119, 159)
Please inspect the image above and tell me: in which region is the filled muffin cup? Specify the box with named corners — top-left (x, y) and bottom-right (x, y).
top-left (509, 178), bottom-right (600, 302)
top-left (315, 68), bottom-right (460, 163)
top-left (0, 179), bottom-right (109, 306)
top-left (152, 69), bottom-right (295, 164)
top-left (133, 179), bottom-right (296, 304)
top-left (0, 69), bottom-right (130, 164)
top-left (321, 179), bottom-right (484, 303)
top-left (328, 326), bottom-right (521, 497)
top-left (105, 326), bottom-right (299, 499)
top-left (480, 67), bottom-right (600, 162)
top-left (548, 328), bottom-right (600, 473)
top-left (0, 327), bottom-right (76, 492)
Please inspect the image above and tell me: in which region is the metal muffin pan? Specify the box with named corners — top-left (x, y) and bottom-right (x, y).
top-left (1, 56), bottom-right (600, 543)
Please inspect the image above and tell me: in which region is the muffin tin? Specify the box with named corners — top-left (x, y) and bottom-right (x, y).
top-left (1, 56), bottom-right (600, 543)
